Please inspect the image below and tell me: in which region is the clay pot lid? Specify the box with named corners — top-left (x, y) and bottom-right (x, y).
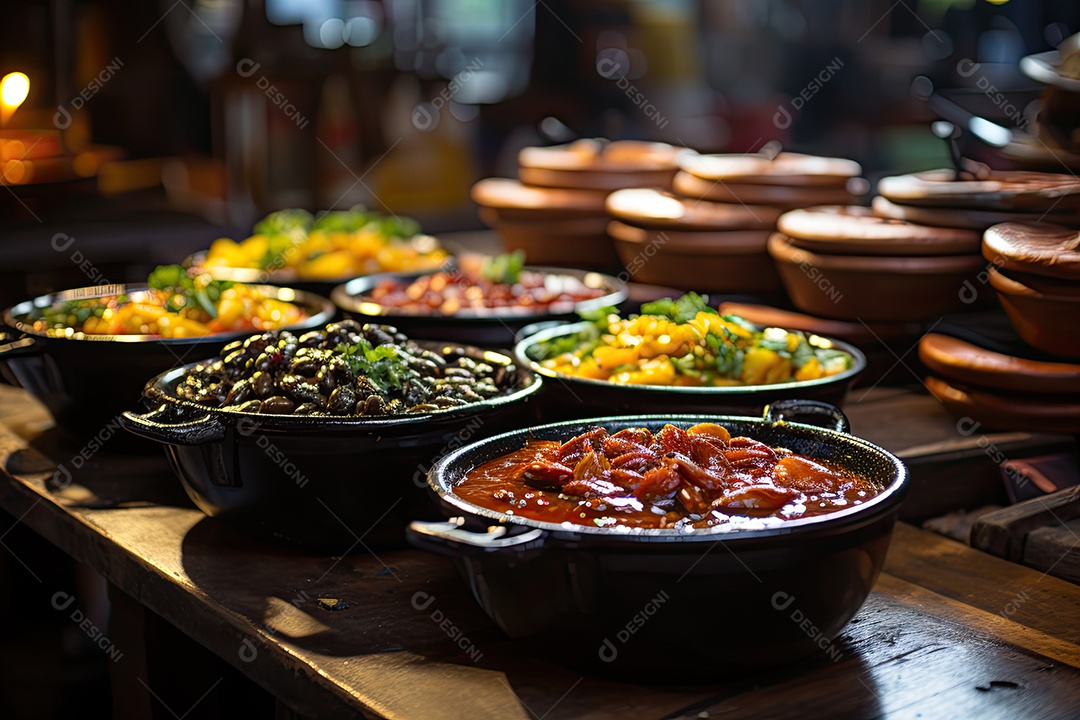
top-left (605, 189), bottom-right (780, 231)
top-left (518, 139), bottom-right (687, 173)
top-left (471, 177), bottom-right (608, 212)
top-left (926, 375), bottom-right (1080, 433)
top-left (987, 265), bottom-right (1080, 300)
top-left (877, 169), bottom-right (1080, 210)
top-left (717, 302), bottom-right (921, 342)
top-left (608, 220), bottom-right (771, 252)
top-left (678, 152), bottom-right (861, 186)
top-left (983, 222), bottom-right (1080, 280)
top-left (768, 232), bottom-right (985, 273)
top-left (777, 206), bottom-right (982, 256)
top-left (871, 196), bottom-right (1079, 231)
top-left (919, 333), bottom-right (1080, 394)
top-left (673, 172), bottom-right (862, 208)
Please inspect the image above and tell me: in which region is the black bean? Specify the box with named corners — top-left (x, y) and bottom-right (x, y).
top-left (252, 371), bottom-right (274, 397)
top-left (260, 396), bottom-right (295, 414)
top-left (290, 358), bottom-right (319, 377)
top-left (362, 325), bottom-right (395, 347)
top-left (224, 378), bottom-right (253, 405)
top-left (236, 399), bottom-right (263, 413)
top-left (316, 367), bottom-right (337, 395)
top-left (294, 403), bottom-right (322, 415)
top-left (359, 395), bottom-right (386, 416)
top-left (328, 386), bottom-right (357, 415)
top-left (444, 367), bottom-right (472, 378)
top-left (281, 375), bottom-right (323, 405)
top-left (298, 330), bottom-right (325, 348)
top-left (433, 396), bottom-right (467, 408)
top-left (221, 340), bottom-right (244, 356)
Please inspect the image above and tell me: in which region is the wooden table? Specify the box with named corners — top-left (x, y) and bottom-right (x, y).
top-left (2, 386), bottom-right (1079, 719)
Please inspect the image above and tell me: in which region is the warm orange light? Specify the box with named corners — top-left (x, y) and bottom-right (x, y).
top-left (1, 72), bottom-right (30, 125)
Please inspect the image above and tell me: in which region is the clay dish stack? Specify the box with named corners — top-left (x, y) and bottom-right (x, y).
top-left (471, 140), bottom-right (687, 269)
top-left (768, 206), bottom-right (984, 321)
top-left (648, 151), bottom-right (863, 295)
top-left (982, 222), bottom-right (1080, 358)
top-left (604, 189), bottom-right (783, 293)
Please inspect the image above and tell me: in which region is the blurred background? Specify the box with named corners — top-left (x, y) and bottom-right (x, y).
top-left (1, 0), bottom-right (1078, 308)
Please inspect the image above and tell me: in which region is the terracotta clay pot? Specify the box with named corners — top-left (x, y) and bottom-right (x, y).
top-left (517, 139), bottom-right (687, 191)
top-left (768, 233), bottom-right (985, 321)
top-left (610, 220), bottom-right (781, 293)
top-left (988, 266), bottom-right (1080, 358)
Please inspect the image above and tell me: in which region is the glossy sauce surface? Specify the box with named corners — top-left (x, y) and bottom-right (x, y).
top-left (453, 424), bottom-right (883, 530)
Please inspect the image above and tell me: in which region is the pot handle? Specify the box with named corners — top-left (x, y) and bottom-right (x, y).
top-left (764, 399), bottom-right (850, 434)
top-left (407, 518), bottom-right (547, 555)
top-left (119, 404), bottom-right (226, 445)
top-left (0, 328), bottom-right (44, 359)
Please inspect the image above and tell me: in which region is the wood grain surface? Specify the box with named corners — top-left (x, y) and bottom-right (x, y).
top-left (1, 386), bottom-right (1079, 719)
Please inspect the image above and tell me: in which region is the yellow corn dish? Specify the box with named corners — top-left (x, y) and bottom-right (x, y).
top-left (203, 207), bottom-right (449, 281)
top-left (532, 294), bottom-right (853, 387)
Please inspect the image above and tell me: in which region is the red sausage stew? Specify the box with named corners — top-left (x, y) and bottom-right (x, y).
top-left (453, 424), bottom-right (883, 530)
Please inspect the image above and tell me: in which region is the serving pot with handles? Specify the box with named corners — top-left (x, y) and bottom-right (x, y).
top-left (409, 400), bottom-right (908, 678)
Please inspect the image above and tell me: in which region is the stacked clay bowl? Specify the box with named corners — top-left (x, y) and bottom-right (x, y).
top-left (920, 331), bottom-right (1080, 433)
top-left (874, 169), bottom-right (1080, 225)
top-left (471, 140), bottom-right (687, 269)
top-left (982, 222), bottom-right (1080, 358)
top-left (626, 151), bottom-right (864, 295)
top-left (768, 206), bottom-right (984, 321)
top-left (604, 188), bottom-right (783, 293)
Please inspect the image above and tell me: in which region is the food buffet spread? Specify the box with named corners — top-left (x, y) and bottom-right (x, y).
top-left (4, 15), bottom-right (1080, 720)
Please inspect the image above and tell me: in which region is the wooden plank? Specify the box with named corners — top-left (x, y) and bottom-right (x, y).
top-left (884, 523), bottom-right (1080, 646)
top-left (1024, 521), bottom-right (1080, 585)
top-left (971, 485), bottom-right (1080, 560)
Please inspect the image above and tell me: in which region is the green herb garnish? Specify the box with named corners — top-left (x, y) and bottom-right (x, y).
top-left (339, 338), bottom-right (419, 394)
top-left (481, 250), bottom-right (527, 285)
top-left (147, 265), bottom-right (234, 318)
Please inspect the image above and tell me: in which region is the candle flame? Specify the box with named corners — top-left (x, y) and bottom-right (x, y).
top-left (1, 73), bottom-right (29, 125)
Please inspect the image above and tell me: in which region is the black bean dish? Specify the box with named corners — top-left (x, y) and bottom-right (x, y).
top-left (176, 320), bottom-right (519, 416)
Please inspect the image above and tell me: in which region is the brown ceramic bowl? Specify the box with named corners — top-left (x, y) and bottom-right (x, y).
top-left (919, 333), bottom-right (1080, 394)
top-left (678, 152), bottom-right (861, 187)
top-left (767, 233), bottom-right (985, 321)
top-left (517, 140), bottom-right (687, 191)
top-left (877, 169), bottom-right (1080, 211)
top-left (988, 266), bottom-right (1080, 358)
top-left (871, 196), bottom-right (1077, 231)
top-left (673, 171), bottom-right (859, 208)
top-left (778, 206), bottom-right (982, 256)
top-left (926, 375), bottom-right (1080, 433)
top-left (472, 178), bottom-right (618, 268)
top-left (605, 188), bottom-right (781, 231)
top-left (609, 220), bottom-right (781, 293)
top-left (982, 221), bottom-right (1080, 281)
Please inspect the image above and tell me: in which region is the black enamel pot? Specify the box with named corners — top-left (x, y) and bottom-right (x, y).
top-left (331, 267), bottom-right (628, 348)
top-left (119, 343), bottom-right (542, 550)
top-left (408, 400), bottom-right (908, 678)
top-left (514, 322), bottom-right (866, 421)
top-left (0, 284), bottom-right (334, 440)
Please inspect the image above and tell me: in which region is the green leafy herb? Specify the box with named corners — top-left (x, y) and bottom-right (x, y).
top-left (147, 265), bottom-right (233, 318)
top-left (481, 250), bottom-right (527, 285)
top-left (640, 292), bottom-right (718, 324)
top-left (313, 205), bottom-right (374, 233)
top-left (254, 209), bottom-right (314, 241)
top-left (339, 339), bottom-right (419, 394)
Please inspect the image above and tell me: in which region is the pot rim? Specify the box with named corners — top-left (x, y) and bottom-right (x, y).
top-left (514, 321), bottom-right (866, 398)
top-left (768, 234), bottom-right (986, 272)
top-left (428, 412), bottom-right (909, 542)
top-left (139, 341), bottom-right (542, 431)
top-left (2, 283), bottom-right (335, 344)
top-left (988, 265), bottom-right (1080, 301)
top-left (331, 266), bottom-right (628, 322)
